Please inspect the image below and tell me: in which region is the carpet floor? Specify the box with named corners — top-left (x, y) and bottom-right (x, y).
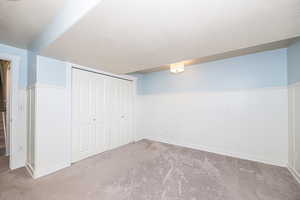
top-left (0, 156), bottom-right (8, 174)
top-left (0, 139), bottom-right (299, 200)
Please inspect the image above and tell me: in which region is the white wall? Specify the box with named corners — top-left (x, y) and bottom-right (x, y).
top-left (287, 39), bottom-right (300, 183)
top-left (0, 44), bottom-right (28, 169)
top-left (33, 84), bottom-right (70, 178)
top-left (288, 83), bottom-right (300, 182)
top-left (27, 56), bottom-right (71, 178)
top-left (136, 49), bottom-right (288, 166)
top-left (138, 88), bottom-right (288, 166)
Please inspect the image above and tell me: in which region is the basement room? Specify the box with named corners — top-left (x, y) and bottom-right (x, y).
top-left (0, 0), bottom-right (300, 199)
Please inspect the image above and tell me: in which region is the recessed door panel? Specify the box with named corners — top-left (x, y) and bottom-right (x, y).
top-left (78, 125), bottom-right (91, 157)
top-left (94, 73), bottom-right (106, 154)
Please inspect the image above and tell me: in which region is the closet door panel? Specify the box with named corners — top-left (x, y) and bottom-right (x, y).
top-left (89, 76), bottom-right (97, 154)
top-left (72, 68), bottom-right (134, 162)
top-left (94, 74), bottom-right (107, 154)
top-left (126, 80), bottom-right (134, 143)
top-left (78, 125), bottom-right (92, 158)
top-left (110, 78), bottom-right (121, 149)
top-left (72, 69), bottom-right (100, 161)
top-left (116, 79), bottom-right (123, 147)
top-left (120, 80), bottom-right (130, 145)
top-left (105, 78), bottom-right (115, 150)
top-left (128, 80), bottom-right (134, 143)
top-left (72, 69), bottom-right (94, 162)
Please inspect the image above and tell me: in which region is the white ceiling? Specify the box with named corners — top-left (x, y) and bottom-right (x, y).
top-left (41, 0), bottom-right (300, 74)
top-left (139, 38), bottom-right (300, 73)
top-left (1, 0), bottom-right (299, 73)
top-left (0, 0), bottom-right (67, 48)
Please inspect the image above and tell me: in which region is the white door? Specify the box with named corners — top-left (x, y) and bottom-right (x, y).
top-left (92, 73), bottom-right (107, 155)
top-left (72, 69), bottom-right (106, 162)
top-left (72, 68), bottom-right (134, 162)
top-left (106, 78), bottom-right (122, 149)
top-left (119, 79), bottom-right (134, 145)
top-left (106, 78), bottom-right (134, 149)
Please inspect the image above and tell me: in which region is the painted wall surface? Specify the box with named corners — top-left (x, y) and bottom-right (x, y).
top-left (30, 0), bottom-right (102, 52)
top-left (138, 49), bottom-right (287, 94)
top-left (136, 49), bottom-right (288, 166)
top-left (29, 55), bottom-right (71, 177)
top-left (288, 84), bottom-right (300, 182)
top-left (27, 51), bottom-right (37, 86)
top-left (287, 40), bottom-right (300, 182)
top-left (287, 39), bottom-right (300, 84)
top-left (0, 43), bottom-right (28, 168)
top-left (34, 84), bottom-right (70, 178)
top-left (0, 44), bottom-right (28, 88)
top-left (36, 56), bottom-right (66, 87)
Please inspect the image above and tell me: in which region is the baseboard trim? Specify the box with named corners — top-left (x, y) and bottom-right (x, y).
top-left (34, 162), bottom-right (70, 179)
top-left (288, 81), bottom-right (300, 88)
top-left (288, 166), bottom-right (300, 184)
top-left (25, 162), bottom-right (34, 178)
top-left (146, 138), bottom-right (287, 167)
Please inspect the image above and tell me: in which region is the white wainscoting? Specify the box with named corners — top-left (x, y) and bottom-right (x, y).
top-left (10, 88), bottom-right (28, 169)
top-left (137, 86), bottom-right (288, 167)
top-left (288, 82), bottom-right (300, 184)
top-left (26, 84), bottom-right (71, 178)
top-left (26, 86), bottom-right (35, 175)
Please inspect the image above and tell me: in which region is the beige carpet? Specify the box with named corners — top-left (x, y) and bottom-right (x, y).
top-left (0, 139), bottom-right (299, 200)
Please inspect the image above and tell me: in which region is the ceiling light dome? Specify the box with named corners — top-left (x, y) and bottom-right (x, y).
top-left (170, 63), bottom-right (184, 74)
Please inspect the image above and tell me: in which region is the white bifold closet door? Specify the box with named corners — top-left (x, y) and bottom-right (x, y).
top-left (106, 78), bottom-right (134, 149)
top-left (72, 68), bottom-right (134, 162)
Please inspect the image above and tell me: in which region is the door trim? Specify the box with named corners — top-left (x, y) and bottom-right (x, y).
top-left (0, 53), bottom-right (21, 170)
top-left (71, 63), bottom-right (137, 81)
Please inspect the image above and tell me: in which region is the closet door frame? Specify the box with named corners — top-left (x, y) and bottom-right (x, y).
top-left (68, 63), bottom-right (137, 163)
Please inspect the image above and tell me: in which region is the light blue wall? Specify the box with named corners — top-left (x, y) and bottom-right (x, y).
top-left (27, 51), bottom-right (37, 86)
top-left (137, 48), bottom-right (287, 94)
top-left (0, 43), bottom-right (290, 90)
top-left (0, 44), bottom-right (28, 88)
top-left (0, 44), bottom-right (67, 87)
top-left (287, 39), bottom-right (300, 85)
top-left (36, 56), bottom-right (67, 87)
top-left (28, 54), bottom-right (67, 87)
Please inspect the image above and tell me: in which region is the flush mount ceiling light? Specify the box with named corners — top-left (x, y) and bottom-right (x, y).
top-left (170, 62), bottom-right (185, 74)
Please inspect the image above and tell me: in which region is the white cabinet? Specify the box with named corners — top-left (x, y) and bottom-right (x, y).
top-left (71, 68), bottom-right (134, 162)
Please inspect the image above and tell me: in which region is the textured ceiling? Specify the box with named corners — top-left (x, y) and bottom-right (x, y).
top-left (0, 0), bottom-right (67, 48)
top-left (41, 0), bottom-right (300, 74)
top-left (1, 0), bottom-right (299, 73)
